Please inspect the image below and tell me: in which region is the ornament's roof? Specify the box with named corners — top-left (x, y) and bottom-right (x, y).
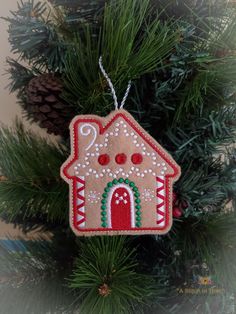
top-left (61, 110), bottom-right (180, 181)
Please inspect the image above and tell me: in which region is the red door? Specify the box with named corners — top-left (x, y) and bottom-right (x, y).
top-left (111, 187), bottom-right (131, 229)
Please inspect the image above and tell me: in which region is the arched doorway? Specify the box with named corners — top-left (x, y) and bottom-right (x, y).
top-left (100, 179), bottom-right (141, 229)
top-left (110, 185), bottom-right (133, 229)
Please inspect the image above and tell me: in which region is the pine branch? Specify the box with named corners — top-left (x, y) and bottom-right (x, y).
top-left (3, 0), bottom-right (68, 71)
top-left (6, 58), bottom-right (39, 93)
top-left (0, 121), bottom-right (68, 226)
top-left (0, 235), bottom-right (76, 314)
top-left (174, 57), bottom-right (236, 122)
top-left (170, 212), bottom-right (236, 292)
top-left (68, 236), bottom-right (157, 314)
top-left (62, 0), bottom-right (179, 114)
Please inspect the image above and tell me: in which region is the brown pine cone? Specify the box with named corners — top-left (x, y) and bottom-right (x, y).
top-left (25, 73), bottom-right (75, 137)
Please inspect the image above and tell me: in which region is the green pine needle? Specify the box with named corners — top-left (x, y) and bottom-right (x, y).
top-left (69, 236), bottom-right (156, 314)
top-left (0, 121), bottom-right (68, 225)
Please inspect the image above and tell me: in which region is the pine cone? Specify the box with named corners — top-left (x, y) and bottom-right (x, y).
top-left (25, 73), bottom-right (75, 137)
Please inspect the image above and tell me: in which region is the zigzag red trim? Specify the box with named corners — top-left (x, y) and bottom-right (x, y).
top-left (74, 177), bottom-right (86, 227)
top-left (62, 110), bottom-right (180, 233)
top-left (156, 176), bottom-right (166, 226)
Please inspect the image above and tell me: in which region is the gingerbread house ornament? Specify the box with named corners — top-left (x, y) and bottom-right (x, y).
top-left (61, 109), bottom-right (181, 236)
top-left (61, 57), bottom-right (180, 236)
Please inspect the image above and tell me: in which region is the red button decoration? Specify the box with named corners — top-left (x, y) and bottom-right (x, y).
top-left (98, 154), bottom-right (110, 165)
top-left (115, 153), bottom-right (127, 164)
top-left (131, 153), bottom-right (143, 164)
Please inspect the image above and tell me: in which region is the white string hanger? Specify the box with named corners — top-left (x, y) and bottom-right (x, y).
top-left (99, 56), bottom-right (131, 110)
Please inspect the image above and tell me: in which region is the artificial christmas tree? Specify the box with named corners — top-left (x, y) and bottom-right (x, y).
top-left (1, 0), bottom-right (236, 313)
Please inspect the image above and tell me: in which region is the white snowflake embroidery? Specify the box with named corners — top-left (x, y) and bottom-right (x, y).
top-left (87, 191), bottom-right (101, 204)
top-left (141, 189), bottom-right (155, 202)
top-left (114, 191), bottom-right (128, 205)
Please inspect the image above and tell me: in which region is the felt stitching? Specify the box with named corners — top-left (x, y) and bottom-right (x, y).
top-left (79, 123), bottom-right (97, 151)
top-left (156, 176), bottom-right (166, 227)
top-left (61, 110), bottom-right (180, 236)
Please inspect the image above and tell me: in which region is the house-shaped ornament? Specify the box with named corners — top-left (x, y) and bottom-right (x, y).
top-left (61, 109), bottom-right (181, 236)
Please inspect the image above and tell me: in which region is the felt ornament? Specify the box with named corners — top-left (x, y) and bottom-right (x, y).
top-left (61, 58), bottom-right (181, 236)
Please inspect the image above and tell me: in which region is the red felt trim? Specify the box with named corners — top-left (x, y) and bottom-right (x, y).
top-left (62, 111), bottom-right (178, 233)
top-left (62, 112), bottom-right (180, 180)
top-left (70, 175), bottom-right (171, 232)
top-left (73, 177), bottom-right (86, 227)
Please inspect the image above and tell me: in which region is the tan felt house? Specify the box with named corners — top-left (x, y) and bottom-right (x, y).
top-left (61, 109), bottom-right (180, 236)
